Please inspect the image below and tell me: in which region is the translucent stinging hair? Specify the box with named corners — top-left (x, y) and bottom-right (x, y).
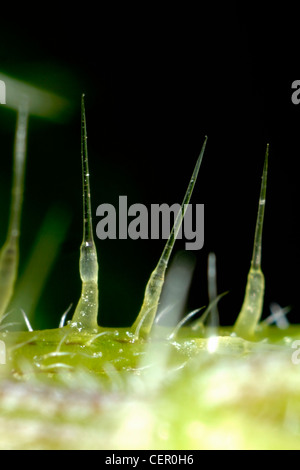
top-left (234, 144), bottom-right (269, 339)
top-left (132, 137), bottom-right (208, 338)
top-left (70, 95), bottom-right (99, 332)
top-left (0, 101), bottom-right (29, 322)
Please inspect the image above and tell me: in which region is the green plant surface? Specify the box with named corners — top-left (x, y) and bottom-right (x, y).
top-left (1, 324), bottom-right (300, 449)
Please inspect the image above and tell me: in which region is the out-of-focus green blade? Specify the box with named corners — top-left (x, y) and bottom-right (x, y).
top-left (0, 72), bottom-right (72, 120)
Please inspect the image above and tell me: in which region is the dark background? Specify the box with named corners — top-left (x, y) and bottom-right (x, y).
top-left (0, 7), bottom-right (299, 329)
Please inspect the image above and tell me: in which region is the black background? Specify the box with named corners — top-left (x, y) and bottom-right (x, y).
top-left (0, 7), bottom-right (299, 329)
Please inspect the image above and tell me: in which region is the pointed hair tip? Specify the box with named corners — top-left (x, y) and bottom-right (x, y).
top-left (265, 144), bottom-right (269, 161)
